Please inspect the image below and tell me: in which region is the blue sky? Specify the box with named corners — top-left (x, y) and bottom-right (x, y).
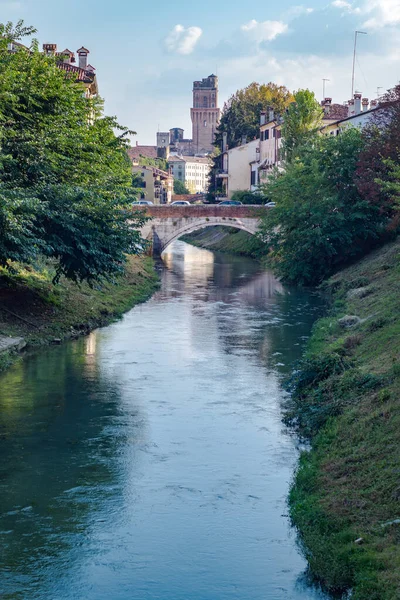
top-left (2, 0), bottom-right (400, 144)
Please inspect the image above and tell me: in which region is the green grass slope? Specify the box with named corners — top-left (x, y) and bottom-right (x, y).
top-left (182, 226), bottom-right (265, 258)
top-left (288, 238), bottom-right (400, 599)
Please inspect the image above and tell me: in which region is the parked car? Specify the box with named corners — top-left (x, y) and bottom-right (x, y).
top-left (171, 200), bottom-right (191, 206)
top-left (218, 200), bottom-right (243, 206)
top-left (265, 202), bottom-right (276, 207)
top-left (132, 200), bottom-right (153, 206)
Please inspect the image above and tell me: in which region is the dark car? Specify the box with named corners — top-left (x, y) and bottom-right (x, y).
top-left (218, 200), bottom-right (243, 206)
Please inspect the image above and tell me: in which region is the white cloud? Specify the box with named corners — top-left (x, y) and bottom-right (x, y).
top-left (164, 24), bottom-right (202, 55)
top-left (331, 0), bottom-right (361, 14)
top-left (362, 0), bottom-right (400, 28)
top-left (241, 19), bottom-right (288, 43)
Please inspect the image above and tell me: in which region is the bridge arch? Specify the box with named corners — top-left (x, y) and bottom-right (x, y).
top-left (137, 205), bottom-right (266, 257)
top-left (158, 220), bottom-right (257, 254)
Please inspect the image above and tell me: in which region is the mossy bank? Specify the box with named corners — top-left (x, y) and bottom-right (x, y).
top-left (181, 226), bottom-right (264, 258)
top-left (0, 256), bottom-right (159, 374)
top-left (288, 237), bottom-right (400, 599)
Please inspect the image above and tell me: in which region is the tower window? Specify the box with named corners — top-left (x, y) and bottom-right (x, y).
top-left (204, 120), bottom-right (207, 127)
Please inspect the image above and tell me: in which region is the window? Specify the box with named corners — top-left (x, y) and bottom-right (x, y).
top-left (260, 131), bottom-right (264, 141)
top-left (204, 120), bottom-right (207, 127)
top-left (251, 171), bottom-right (256, 185)
top-left (265, 130), bottom-right (269, 140)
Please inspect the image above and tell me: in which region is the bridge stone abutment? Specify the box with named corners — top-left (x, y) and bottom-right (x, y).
top-left (134, 205), bottom-right (267, 257)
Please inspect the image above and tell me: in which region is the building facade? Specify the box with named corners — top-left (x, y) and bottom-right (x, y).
top-left (168, 155), bottom-right (211, 193)
top-left (132, 164), bottom-right (173, 205)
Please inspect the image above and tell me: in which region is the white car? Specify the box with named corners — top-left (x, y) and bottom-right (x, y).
top-left (132, 200), bottom-right (153, 206)
top-left (265, 202), bottom-right (276, 207)
top-left (171, 201), bottom-right (191, 206)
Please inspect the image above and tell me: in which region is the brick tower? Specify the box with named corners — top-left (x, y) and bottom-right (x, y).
top-left (191, 75), bottom-right (220, 155)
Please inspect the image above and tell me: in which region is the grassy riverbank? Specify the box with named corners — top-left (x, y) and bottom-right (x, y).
top-left (0, 256), bottom-right (159, 373)
top-left (287, 237), bottom-right (400, 599)
top-left (182, 226), bottom-right (264, 258)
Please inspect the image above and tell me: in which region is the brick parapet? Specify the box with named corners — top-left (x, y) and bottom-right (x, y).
top-left (138, 205), bottom-right (268, 219)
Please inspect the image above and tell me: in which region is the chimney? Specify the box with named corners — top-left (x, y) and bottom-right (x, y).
top-left (370, 99), bottom-right (378, 109)
top-left (268, 108), bottom-right (275, 122)
top-left (362, 98), bottom-right (369, 112)
top-left (241, 135), bottom-right (247, 146)
top-left (354, 93), bottom-right (362, 115)
top-left (43, 43), bottom-right (57, 55)
top-left (260, 111), bottom-right (266, 126)
top-left (222, 132), bottom-right (227, 153)
top-left (348, 99), bottom-right (355, 117)
top-left (77, 46), bottom-right (89, 70)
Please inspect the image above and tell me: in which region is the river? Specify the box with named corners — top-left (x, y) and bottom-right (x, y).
top-left (0, 241), bottom-right (328, 600)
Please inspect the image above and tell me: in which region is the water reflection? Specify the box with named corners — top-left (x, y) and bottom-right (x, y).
top-left (0, 241), bottom-right (327, 600)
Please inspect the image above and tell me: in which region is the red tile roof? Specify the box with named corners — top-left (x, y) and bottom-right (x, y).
top-left (127, 146), bottom-right (158, 160)
top-left (57, 61), bottom-right (95, 83)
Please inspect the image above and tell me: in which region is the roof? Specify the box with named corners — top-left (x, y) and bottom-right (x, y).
top-left (77, 46), bottom-right (90, 54)
top-left (321, 105), bottom-right (382, 129)
top-left (322, 103), bottom-right (349, 121)
top-left (56, 62), bottom-right (95, 83)
top-left (168, 155), bottom-right (210, 164)
top-left (127, 146), bottom-right (158, 160)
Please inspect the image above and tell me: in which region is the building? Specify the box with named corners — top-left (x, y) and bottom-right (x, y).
top-left (168, 155), bottom-right (211, 193)
top-left (44, 44), bottom-right (98, 98)
top-left (191, 75), bottom-right (221, 155)
top-left (169, 128), bottom-right (194, 156)
top-left (258, 110), bottom-right (283, 185)
top-left (127, 144), bottom-right (158, 162)
top-left (132, 164), bottom-right (173, 205)
top-left (321, 95), bottom-right (381, 136)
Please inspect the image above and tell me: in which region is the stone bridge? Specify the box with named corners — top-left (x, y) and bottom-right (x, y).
top-left (135, 205), bottom-right (268, 256)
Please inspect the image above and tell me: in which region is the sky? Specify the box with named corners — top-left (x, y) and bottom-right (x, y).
top-left (2, 0), bottom-right (400, 144)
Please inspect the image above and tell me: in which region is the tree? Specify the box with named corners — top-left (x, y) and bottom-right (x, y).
top-left (173, 179), bottom-right (190, 195)
top-left (0, 22), bottom-right (145, 283)
top-left (258, 129), bottom-right (384, 285)
top-left (231, 190), bottom-right (267, 205)
top-left (215, 82), bottom-right (293, 151)
top-left (207, 82), bottom-right (293, 200)
top-left (281, 89), bottom-right (323, 162)
top-left (356, 84), bottom-right (400, 219)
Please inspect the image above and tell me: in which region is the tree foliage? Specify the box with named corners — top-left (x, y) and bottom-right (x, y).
top-left (231, 190), bottom-right (267, 205)
top-left (356, 84), bottom-right (400, 218)
top-left (281, 89), bottom-right (323, 162)
top-left (0, 22), bottom-right (144, 283)
top-left (173, 179), bottom-right (190, 195)
top-left (258, 129), bottom-right (385, 285)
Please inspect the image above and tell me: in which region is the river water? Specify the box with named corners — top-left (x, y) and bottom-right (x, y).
top-left (0, 241), bottom-right (328, 600)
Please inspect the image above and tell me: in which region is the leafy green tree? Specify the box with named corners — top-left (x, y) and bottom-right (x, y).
top-left (356, 84), bottom-right (400, 220)
top-left (38, 186), bottom-right (147, 283)
top-left (173, 179), bottom-right (190, 195)
top-left (258, 129), bottom-right (384, 285)
top-left (0, 188), bottom-right (39, 267)
top-left (0, 21), bottom-right (145, 283)
top-left (281, 89), bottom-right (323, 162)
top-left (231, 190), bottom-right (267, 205)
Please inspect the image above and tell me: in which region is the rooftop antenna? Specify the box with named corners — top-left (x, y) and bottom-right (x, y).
top-left (322, 78), bottom-right (330, 99)
top-left (351, 31), bottom-right (367, 98)
top-left (376, 86), bottom-right (383, 98)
